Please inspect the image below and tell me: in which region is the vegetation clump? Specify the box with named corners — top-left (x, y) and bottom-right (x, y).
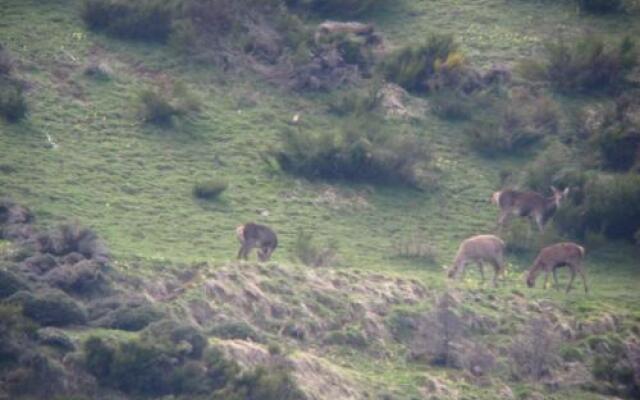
top-left (293, 229), bottom-right (339, 267)
top-left (138, 82), bottom-right (201, 126)
top-left (274, 117), bottom-right (434, 189)
top-left (383, 34), bottom-right (461, 93)
top-left (289, 0), bottom-right (386, 15)
top-left (22, 290), bottom-right (88, 327)
top-left (0, 45), bottom-right (27, 123)
top-left (82, 0), bottom-right (174, 41)
top-left (193, 178), bottom-right (228, 200)
top-left (521, 34), bottom-right (636, 93)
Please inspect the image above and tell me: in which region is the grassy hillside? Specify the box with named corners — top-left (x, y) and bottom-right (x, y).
top-left (1, 0), bottom-right (639, 399)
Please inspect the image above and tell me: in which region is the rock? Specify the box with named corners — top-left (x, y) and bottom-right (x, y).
top-left (376, 83), bottom-right (428, 120)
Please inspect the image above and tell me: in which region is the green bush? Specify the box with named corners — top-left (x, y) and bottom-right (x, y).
top-left (138, 82), bottom-right (201, 126)
top-left (466, 90), bottom-right (559, 156)
top-left (383, 34), bottom-right (459, 93)
top-left (292, 229), bottom-right (339, 267)
top-left (289, 0), bottom-right (385, 15)
top-left (0, 77), bottom-right (27, 122)
top-left (522, 34), bottom-right (636, 93)
top-left (82, 0), bottom-right (174, 41)
top-left (274, 117), bottom-right (434, 188)
top-left (578, 0), bottom-right (622, 13)
top-left (193, 178), bottom-right (228, 200)
top-left (210, 321), bottom-right (263, 342)
top-left (103, 304), bottom-right (166, 331)
top-left (520, 143), bottom-right (585, 193)
top-left (0, 268), bottom-right (28, 299)
top-left (22, 290), bottom-right (88, 326)
top-left (581, 173), bottom-right (640, 240)
top-left (223, 365), bottom-right (307, 400)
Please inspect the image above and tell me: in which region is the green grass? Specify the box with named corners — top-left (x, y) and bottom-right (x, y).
top-left (1, 0), bottom-right (639, 399)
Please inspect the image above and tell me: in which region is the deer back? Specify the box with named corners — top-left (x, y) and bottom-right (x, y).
top-left (243, 223), bottom-right (278, 248)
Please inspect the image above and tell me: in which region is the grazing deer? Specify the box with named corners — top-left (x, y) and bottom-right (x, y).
top-left (526, 242), bottom-right (587, 293)
top-left (448, 234), bottom-right (506, 286)
top-left (491, 186), bottom-right (569, 232)
top-left (236, 223), bottom-right (278, 262)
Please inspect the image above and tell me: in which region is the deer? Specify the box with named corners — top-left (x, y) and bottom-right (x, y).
top-left (236, 223), bottom-right (278, 262)
top-left (526, 242), bottom-right (587, 294)
top-left (491, 186), bottom-right (569, 233)
top-left (447, 234), bottom-right (506, 287)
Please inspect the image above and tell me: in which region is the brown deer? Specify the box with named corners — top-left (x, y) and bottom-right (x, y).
top-left (448, 234), bottom-right (506, 286)
top-left (236, 223), bottom-right (278, 262)
top-left (526, 242), bottom-right (587, 293)
top-left (491, 186), bottom-right (569, 232)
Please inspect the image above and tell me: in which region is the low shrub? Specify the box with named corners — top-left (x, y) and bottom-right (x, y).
top-left (383, 34), bottom-right (459, 93)
top-left (466, 89), bottom-right (559, 156)
top-left (509, 318), bottom-right (561, 380)
top-left (323, 327), bottom-right (367, 348)
top-left (97, 303), bottom-right (166, 331)
top-left (581, 173), bottom-right (640, 240)
top-left (138, 82), bottom-right (201, 126)
top-left (578, 0), bottom-right (622, 13)
top-left (222, 365), bottom-right (306, 400)
top-left (0, 44), bottom-right (14, 76)
top-left (36, 222), bottom-right (110, 262)
top-left (22, 290), bottom-right (88, 326)
top-left (142, 319), bottom-right (208, 359)
top-left (82, 0), bottom-right (174, 41)
top-left (292, 229), bottom-right (339, 267)
top-left (0, 268), bottom-right (28, 299)
top-left (193, 178), bottom-right (228, 200)
top-left (521, 34), bottom-right (636, 93)
top-left (0, 77), bottom-right (27, 122)
top-left (392, 233), bottom-right (438, 263)
top-left (520, 142), bottom-right (586, 193)
top-left (294, 0), bottom-right (385, 15)
top-left (45, 260), bottom-right (112, 298)
top-left (210, 321), bottom-right (263, 342)
top-left (274, 116), bottom-right (434, 188)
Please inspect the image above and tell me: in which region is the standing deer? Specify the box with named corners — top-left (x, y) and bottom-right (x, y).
top-left (526, 242), bottom-right (587, 293)
top-left (236, 223), bottom-right (278, 262)
top-left (491, 186), bottom-right (569, 232)
top-left (447, 234), bottom-right (506, 287)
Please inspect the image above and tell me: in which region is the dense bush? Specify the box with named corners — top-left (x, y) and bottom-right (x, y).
top-left (383, 34), bottom-right (460, 93)
top-left (578, 0), bottom-right (622, 13)
top-left (138, 83), bottom-right (201, 126)
top-left (467, 90), bottom-right (559, 156)
top-left (100, 303), bottom-right (166, 331)
top-left (274, 117), bottom-right (434, 188)
top-left (0, 77), bottom-right (27, 122)
top-left (521, 34), bottom-right (636, 93)
top-left (210, 321), bottom-right (264, 342)
top-left (292, 229), bottom-right (339, 267)
top-left (22, 290), bottom-right (88, 326)
top-left (84, 335), bottom-right (303, 398)
top-left (509, 318), bottom-right (560, 380)
top-left (36, 222), bottom-right (110, 263)
top-left (520, 143), bottom-right (585, 193)
top-left (287, 0), bottom-right (385, 15)
top-left (0, 268), bottom-right (28, 298)
top-left (581, 173), bottom-right (640, 240)
top-left (193, 178), bottom-right (228, 200)
top-left (82, 0), bottom-right (174, 41)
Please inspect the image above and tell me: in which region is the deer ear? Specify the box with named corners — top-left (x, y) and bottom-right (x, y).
top-left (563, 187), bottom-right (569, 195)
top-left (550, 185), bottom-right (557, 193)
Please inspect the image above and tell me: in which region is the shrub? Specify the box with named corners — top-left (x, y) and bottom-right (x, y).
top-left (383, 34), bottom-right (459, 93)
top-left (392, 233), bottom-right (438, 263)
top-left (0, 268), bottom-right (28, 299)
top-left (467, 90), bottom-right (559, 156)
top-left (36, 222), bottom-right (110, 262)
top-left (509, 318), bottom-right (561, 380)
top-left (522, 34), bottom-right (637, 93)
top-left (98, 303), bottom-right (166, 331)
top-left (292, 229), bottom-right (339, 267)
top-left (578, 0), bottom-right (622, 13)
top-left (0, 44), bottom-right (14, 76)
top-left (274, 117), bottom-right (434, 188)
top-left (224, 365), bottom-right (306, 400)
top-left (22, 290), bottom-right (88, 326)
top-left (45, 260), bottom-right (112, 298)
top-left (581, 173), bottom-right (640, 240)
top-left (289, 0), bottom-right (385, 15)
top-left (520, 142), bottom-right (585, 193)
top-left (193, 178), bottom-right (228, 200)
top-left (138, 82), bottom-right (201, 126)
top-left (210, 321), bottom-right (263, 342)
top-left (142, 319), bottom-right (208, 359)
top-left (0, 77), bottom-right (27, 122)
top-left (82, 0), bottom-right (174, 41)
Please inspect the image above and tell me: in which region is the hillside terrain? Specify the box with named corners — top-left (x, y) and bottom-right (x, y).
top-left (1, 0), bottom-right (640, 399)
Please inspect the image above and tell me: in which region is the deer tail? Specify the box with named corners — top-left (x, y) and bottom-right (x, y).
top-left (491, 191), bottom-right (501, 207)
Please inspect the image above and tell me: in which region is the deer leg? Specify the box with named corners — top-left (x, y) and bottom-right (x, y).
top-left (477, 262), bottom-right (485, 284)
top-left (535, 214), bottom-right (545, 233)
top-left (490, 261), bottom-right (501, 287)
top-left (543, 270), bottom-right (550, 290)
top-left (578, 265), bottom-right (588, 294)
top-left (497, 212), bottom-right (510, 231)
top-left (566, 268), bottom-right (576, 294)
top-left (553, 268), bottom-right (560, 290)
